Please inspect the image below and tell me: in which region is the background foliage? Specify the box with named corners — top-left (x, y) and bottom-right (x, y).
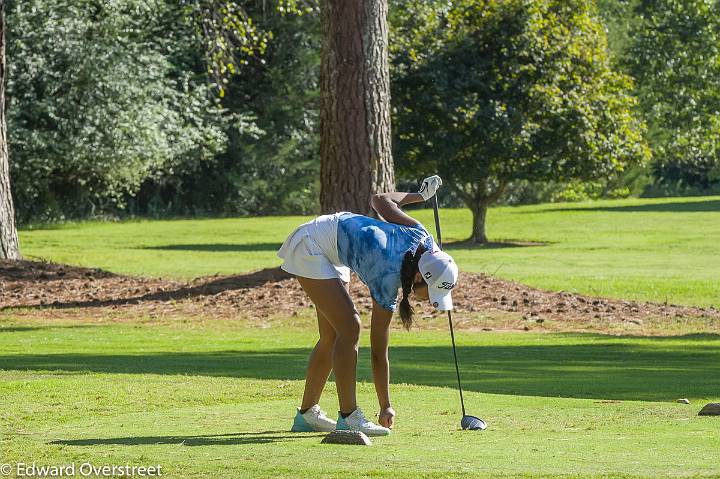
top-left (5, 0), bottom-right (719, 228)
top-left (8, 0), bottom-right (240, 222)
top-left (626, 0), bottom-right (720, 195)
top-left (131, 4), bottom-right (321, 217)
top-left (391, 0), bottom-right (649, 241)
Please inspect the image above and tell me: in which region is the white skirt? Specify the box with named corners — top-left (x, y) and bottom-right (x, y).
top-left (277, 212), bottom-right (351, 283)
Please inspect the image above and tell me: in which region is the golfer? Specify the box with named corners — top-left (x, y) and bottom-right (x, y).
top-left (277, 175), bottom-right (458, 436)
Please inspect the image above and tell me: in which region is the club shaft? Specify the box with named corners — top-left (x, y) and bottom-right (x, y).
top-left (447, 310), bottom-right (466, 417)
top-left (432, 196), bottom-right (443, 247)
top-left (432, 196), bottom-right (467, 417)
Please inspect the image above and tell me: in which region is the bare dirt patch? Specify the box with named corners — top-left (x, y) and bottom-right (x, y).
top-left (2, 259), bottom-right (719, 332)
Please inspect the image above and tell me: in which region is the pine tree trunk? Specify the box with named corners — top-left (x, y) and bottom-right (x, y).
top-left (470, 201), bottom-right (489, 244)
top-left (319, 0), bottom-right (394, 215)
top-left (0, 0), bottom-right (19, 260)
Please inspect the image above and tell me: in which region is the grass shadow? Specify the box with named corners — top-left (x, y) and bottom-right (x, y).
top-left (444, 240), bottom-right (547, 250)
top-left (540, 199), bottom-right (720, 213)
top-left (556, 332), bottom-right (720, 342)
top-left (0, 325), bottom-right (102, 333)
top-left (50, 431), bottom-right (321, 447)
top-left (141, 243), bottom-right (282, 253)
top-left (2, 338), bottom-right (719, 401)
top-left (0, 326), bottom-right (45, 333)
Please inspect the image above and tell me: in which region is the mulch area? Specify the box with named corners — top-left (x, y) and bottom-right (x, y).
top-left (2, 260), bottom-right (719, 327)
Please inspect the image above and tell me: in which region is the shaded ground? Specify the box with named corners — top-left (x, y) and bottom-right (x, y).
top-left (2, 321), bottom-right (718, 478)
top-left (2, 336), bottom-right (719, 401)
top-left (2, 260), bottom-right (719, 332)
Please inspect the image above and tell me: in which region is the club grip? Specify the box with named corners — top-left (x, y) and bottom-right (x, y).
top-left (432, 195), bottom-right (443, 249)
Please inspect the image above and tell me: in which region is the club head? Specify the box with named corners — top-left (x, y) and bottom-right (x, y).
top-left (461, 415), bottom-right (487, 431)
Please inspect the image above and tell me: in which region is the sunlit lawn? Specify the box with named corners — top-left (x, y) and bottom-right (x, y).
top-left (1, 316), bottom-right (718, 478)
top-left (19, 196), bottom-right (720, 307)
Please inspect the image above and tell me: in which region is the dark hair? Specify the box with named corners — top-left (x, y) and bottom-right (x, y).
top-left (399, 243), bottom-right (427, 330)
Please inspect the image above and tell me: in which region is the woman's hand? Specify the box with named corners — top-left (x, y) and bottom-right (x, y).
top-left (378, 406), bottom-right (396, 429)
top-left (418, 175), bottom-right (442, 201)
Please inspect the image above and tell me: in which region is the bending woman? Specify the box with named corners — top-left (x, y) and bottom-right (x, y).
top-left (277, 176), bottom-right (458, 436)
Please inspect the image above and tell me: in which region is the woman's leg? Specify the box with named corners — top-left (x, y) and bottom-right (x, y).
top-left (297, 277), bottom-right (360, 415)
top-left (299, 306), bottom-right (337, 409)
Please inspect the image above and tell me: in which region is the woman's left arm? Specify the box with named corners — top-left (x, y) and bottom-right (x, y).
top-left (370, 175), bottom-right (442, 227)
top-left (370, 299), bottom-right (396, 428)
top-left (370, 192), bottom-right (425, 227)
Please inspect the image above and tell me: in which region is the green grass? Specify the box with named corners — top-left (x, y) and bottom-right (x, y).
top-left (0, 317), bottom-right (718, 478)
top-left (8, 197), bottom-right (720, 477)
top-left (19, 196), bottom-right (720, 307)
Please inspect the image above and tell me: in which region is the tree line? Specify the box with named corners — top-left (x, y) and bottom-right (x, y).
top-left (0, 0), bottom-right (718, 257)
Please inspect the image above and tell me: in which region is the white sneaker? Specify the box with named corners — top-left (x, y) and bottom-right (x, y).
top-left (291, 405), bottom-right (337, 432)
top-left (336, 408), bottom-right (391, 436)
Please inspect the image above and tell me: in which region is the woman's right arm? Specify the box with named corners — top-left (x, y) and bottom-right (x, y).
top-left (370, 299), bottom-right (396, 428)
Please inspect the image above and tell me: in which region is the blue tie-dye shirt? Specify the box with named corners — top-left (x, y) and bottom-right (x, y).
top-left (337, 213), bottom-right (434, 311)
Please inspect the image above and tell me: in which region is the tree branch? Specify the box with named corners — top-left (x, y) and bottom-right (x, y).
top-left (487, 180), bottom-right (507, 203)
top-left (447, 182), bottom-right (474, 206)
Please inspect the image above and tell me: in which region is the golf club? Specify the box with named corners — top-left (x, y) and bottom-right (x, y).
top-left (432, 194), bottom-right (487, 431)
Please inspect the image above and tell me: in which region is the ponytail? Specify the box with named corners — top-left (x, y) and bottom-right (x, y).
top-left (399, 244), bottom-right (426, 330)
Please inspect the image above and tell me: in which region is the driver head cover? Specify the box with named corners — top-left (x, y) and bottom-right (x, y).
top-left (418, 247), bottom-right (458, 311)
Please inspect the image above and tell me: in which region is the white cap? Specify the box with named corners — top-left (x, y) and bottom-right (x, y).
top-left (418, 248), bottom-right (458, 311)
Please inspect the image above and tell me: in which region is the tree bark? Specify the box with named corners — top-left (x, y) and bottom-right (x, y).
top-left (459, 178), bottom-right (507, 244)
top-left (0, 0), bottom-right (19, 260)
top-left (470, 200), bottom-right (489, 244)
top-left (319, 0), bottom-right (394, 215)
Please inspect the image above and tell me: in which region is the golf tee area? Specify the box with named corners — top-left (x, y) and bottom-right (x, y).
top-left (2, 197), bottom-right (720, 478)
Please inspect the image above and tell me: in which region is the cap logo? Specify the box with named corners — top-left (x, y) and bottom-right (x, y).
top-left (438, 281), bottom-right (455, 290)
top-left (424, 271), bottom-right (433, 279)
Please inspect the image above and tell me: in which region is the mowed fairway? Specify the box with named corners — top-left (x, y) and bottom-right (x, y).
top-left (7, 196), bottom-right (720, 478)
top-left (19, 196), bottom-right (720, 307)
top-left (0, 317), bottom-right (719, 478)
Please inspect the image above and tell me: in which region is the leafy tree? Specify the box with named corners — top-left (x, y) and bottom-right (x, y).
top-left (595, 0), bottom-right (641, 59)
top-left (180, 0), bottom-right (268, 99)
top-left (221, 6), bottom-right (321, 215)
top-left (627, 0), bottom-right (720, 192)
top-left (391, 0), bottom-right (649, 243)
top-left (134, 5), bottom-right (321, 217)
top-left (7, 0), bottom-right (264, 222)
